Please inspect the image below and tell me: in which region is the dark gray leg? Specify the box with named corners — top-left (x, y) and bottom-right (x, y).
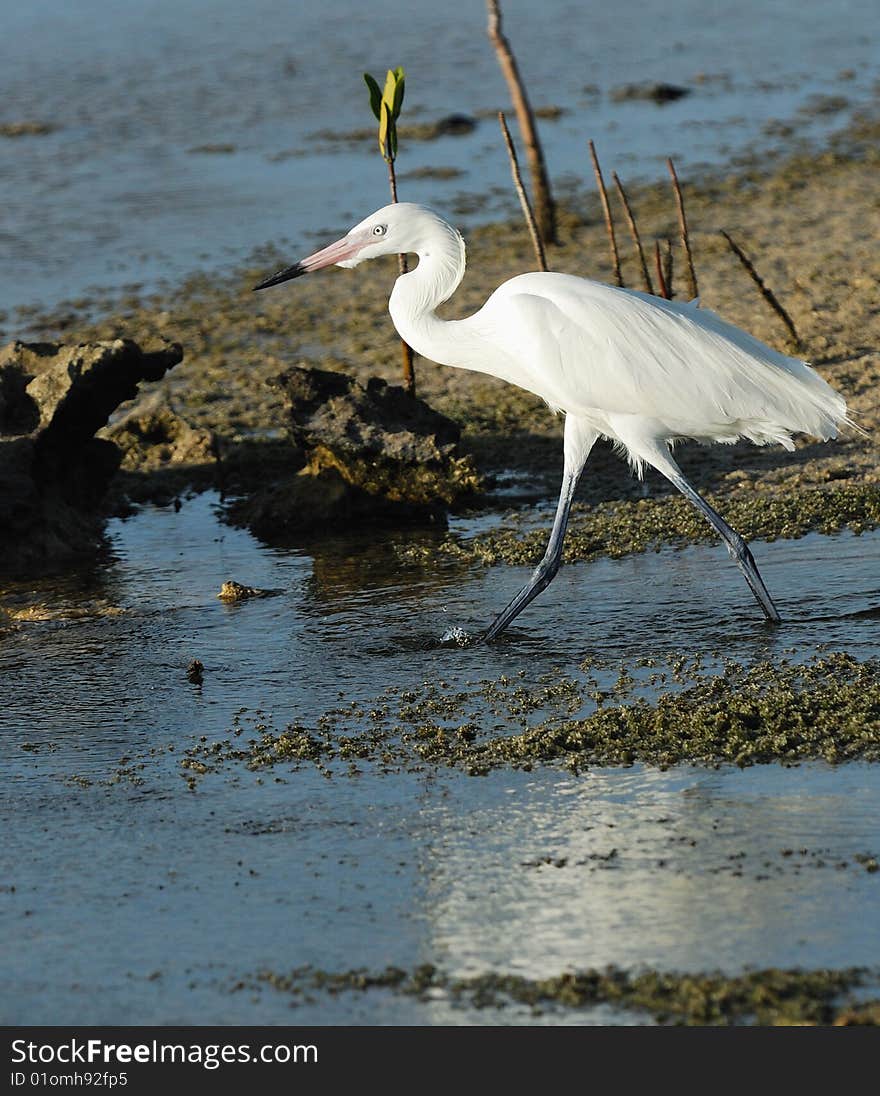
top-left (483, 466), bottom-right (581, 642)
top-left (661, 462), bottom-right (781, 623)
top-left (483, 417), bottom-right (598, 642)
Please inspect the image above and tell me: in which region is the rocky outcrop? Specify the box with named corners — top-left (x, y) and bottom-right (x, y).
top-left (228, 366), bottom-right (480, 539)
top-left (0, 337), bottom-right (183, 570)
top-left (106, 391), bottom-right (214, 472)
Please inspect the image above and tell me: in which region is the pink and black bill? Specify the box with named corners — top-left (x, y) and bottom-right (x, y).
top-left (252, 231), bottom-right (366, 291)
top-left (252, 261), bottom-right (308, 290)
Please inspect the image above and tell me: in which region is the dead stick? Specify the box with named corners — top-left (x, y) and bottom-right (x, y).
top-left (654, 241), bottom-right (669, 298)
top-left (666, 157), bottom-right (698, 302)
top-left (487, 0), bottom-right (557, 244)
top-left (588, 140), bottom-right (623, 287)
top-left (720, 230), bottom-right (803, 351)
top-left (612, 172), bottom-right (653, 294)
top-left (662, 238), bottom-right (674, 300)
top-left (387, 158), bottom-right (416, 395)
top-left (498, 111), bottom-right (547, 272)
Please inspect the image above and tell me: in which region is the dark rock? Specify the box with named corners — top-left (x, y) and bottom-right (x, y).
top-left (107, 392), bottom-right (215, 472)
top-left (274, 367), bottom-right (460, 469)
top-left (186, 659), bottom-right (205, 685)
top-left (432, 113), bottom-right (477, 137)
top-left (233, 465), bottom-right (450, 541)
top-left (403, 115), bottom-right (479, 140)
top-left (0, 354), bottom-right (40, 434)
top-left (229, 366), bottom-right (480, 538)
top-left (217, 580), bottom-right (279, 603)
top-left (610, 82), bottom-right (692, 104)
top-left (188, 143), bottom-right (237, 155)
top-left (533, 105), bottom-right (566, 120)
top-left (0, 337), bottom-right (183, 571)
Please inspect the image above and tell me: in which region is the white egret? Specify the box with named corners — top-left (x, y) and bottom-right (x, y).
top-left (254, 203), bottom-right (854, 640)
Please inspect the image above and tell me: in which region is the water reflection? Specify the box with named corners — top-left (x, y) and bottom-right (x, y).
top-left (414, 766), bottom-right (880, 978)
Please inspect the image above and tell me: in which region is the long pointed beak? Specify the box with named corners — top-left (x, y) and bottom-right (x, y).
top-left (252, 232), bottom-right (363, 291)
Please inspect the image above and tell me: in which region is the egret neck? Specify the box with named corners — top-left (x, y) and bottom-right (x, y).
top-left (386, 219), bottom-right (477, 373)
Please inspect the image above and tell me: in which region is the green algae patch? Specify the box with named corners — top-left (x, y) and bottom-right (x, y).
top-left (247, 963), bottom-right (877, 1025)
top-left (182, 653), bottom-right (880, 779)
top-left (439, 483), bottom-right (880, 569)
top-left (517, 653), bottom-right (880, 770)
top-left (405, 654), bottom-right (880, 772)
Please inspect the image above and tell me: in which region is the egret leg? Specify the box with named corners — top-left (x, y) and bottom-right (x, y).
top-left (483, 418), bottom-right (598, 642)
top-left (483, 469), bottom-right (579, 641)
top-left (649, 449), bottom-right (781, 623)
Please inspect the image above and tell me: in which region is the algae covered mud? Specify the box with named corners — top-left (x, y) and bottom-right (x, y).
top-left (3, 494), bottom-right (880, 1024)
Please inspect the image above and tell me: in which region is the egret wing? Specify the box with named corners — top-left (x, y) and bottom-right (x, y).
top-left (478, 273), bottom-right (845, 441)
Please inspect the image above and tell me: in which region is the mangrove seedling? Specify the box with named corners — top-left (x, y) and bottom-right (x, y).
top-left (364, 66), bottom-right (416, 395)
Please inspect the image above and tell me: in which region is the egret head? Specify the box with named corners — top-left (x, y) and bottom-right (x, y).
top-left (253, 203), bottom-right (458, 290)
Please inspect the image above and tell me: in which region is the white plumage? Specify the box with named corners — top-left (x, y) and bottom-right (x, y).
top-left (254, 202), bottom-right (855, 639)
top-left (480, 275), bottom-right (847, 452)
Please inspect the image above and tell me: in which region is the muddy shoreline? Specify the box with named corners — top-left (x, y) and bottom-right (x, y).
top-left (173, 652), bottom-right (880, 778)
top-left (247, 962), bottom-right (880, 1025)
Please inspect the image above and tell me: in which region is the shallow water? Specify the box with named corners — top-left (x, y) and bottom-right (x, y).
top-left (2, 493), bottom-right (879, 1023)
top-left (2, 0), bottom-right (878, 314)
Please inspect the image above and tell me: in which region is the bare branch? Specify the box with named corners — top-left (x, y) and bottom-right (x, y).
top-left (498, 112), bottom-right (547, 272)
top-left (654, 240), bottom-right (669, 298)
top-left (588, 140), bottom-right (623, 287)
top-left (487, 0), bottom-right (557, 244)
top-left (667, 157), bottom-right (698, 302)
top-left (612, 172), bottom-right (654, 294)
top-left (662, 238), bottom-right (674, 300)
top-left (721, 230), bottom-right (803, 352)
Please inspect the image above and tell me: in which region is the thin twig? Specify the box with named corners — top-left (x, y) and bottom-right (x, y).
top-left (666, 157), bottom-right (698, 302)
top-left (498, 111), bottom-right (547, 271)
top-left (387, 159), bottom-right (416, 395)
top-left (662, 238), bottom-right (674, 300)
top-left (487, 0), bottom-right (557, 244)
top-left (720, 230), bottom-right (803, 351)
top-left (654, 241), bottom-right (669, 298)
top-left (612, 172), bottom-right (653, 294)
top-left (588, 140), bottom-right (623, 287)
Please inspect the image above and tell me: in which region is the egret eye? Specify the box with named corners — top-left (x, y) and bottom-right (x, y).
top-left (372, 224), bottom-right (387, 237)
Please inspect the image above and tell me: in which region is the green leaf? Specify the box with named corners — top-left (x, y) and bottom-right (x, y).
top-left (382, 69), bottom-right (397, 117)
top-left (379, 99), bottom-right (393, 161)
top-left (363, 72), bottom-right (382, 120)
top-left (392, 71), bottom-right (405, 118)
